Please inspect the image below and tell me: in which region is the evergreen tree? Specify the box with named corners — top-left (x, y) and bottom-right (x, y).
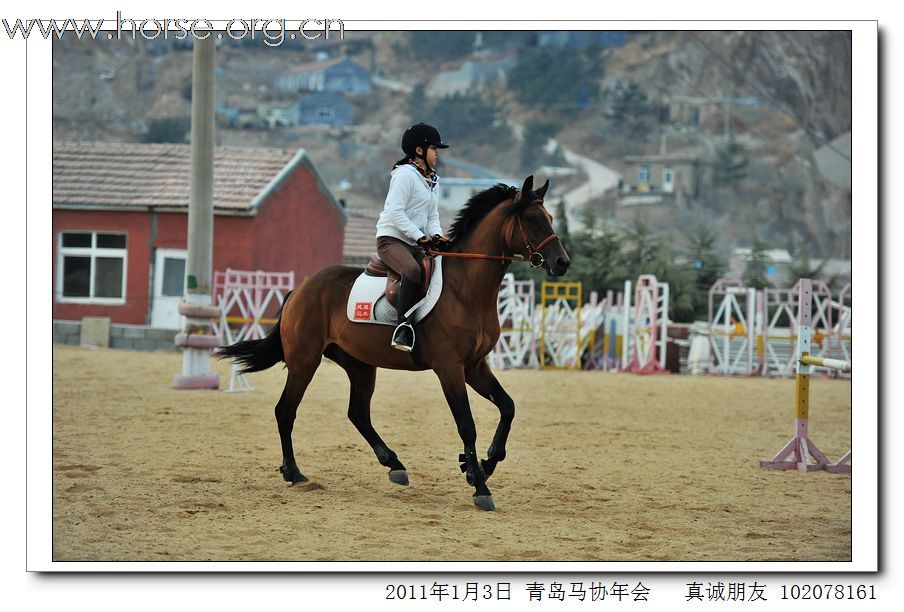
top-left (142, 117), bottom-right (190, 143)
top-left (622, 217), bottom-right (660, 277)
top-left (508, 46), bottom-right (603, 109)
top-left (568, 223), bottom-right (630, 302)
top-left (713, 140), bottom-right (749, 186)
top-left (404, 82), bottom-right (428, 121)
top-left (605, 81), bottom-right (656, 142)
top-left (409, 31), bottom-right (475, 61)
top-left (787, 239), bottom-right (825, 285)
top-left (423, 90), bottom-right (512, 146)
top-left (520, 120), bottom-right (561, 171)
top-left (687, 224), bottom-right (726, 319)
top-left (742, 236), bottom-right (773, 289)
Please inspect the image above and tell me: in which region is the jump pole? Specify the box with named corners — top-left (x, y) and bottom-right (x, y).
top-left (760, 278), bottom-right (832, 472)
top-left (801, 355), bottom-right (852, 373)
top-left (803, 348), bottom-right (852, 473)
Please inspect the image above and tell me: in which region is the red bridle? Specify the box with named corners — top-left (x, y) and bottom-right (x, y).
top-left (426, 200), bottom-right (560, 268)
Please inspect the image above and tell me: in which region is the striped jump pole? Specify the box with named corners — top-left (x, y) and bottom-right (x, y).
top-left (760, 278), bottom-right (834, 473)
top-left (801, 351), bottom-right (852, 474)
top-left (801, 355), bottom-right (852, 374)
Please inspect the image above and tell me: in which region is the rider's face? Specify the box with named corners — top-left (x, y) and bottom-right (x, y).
top-left (420, 145), bottom-right (439, 168)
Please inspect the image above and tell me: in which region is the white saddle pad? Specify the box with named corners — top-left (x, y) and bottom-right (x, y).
top-left (346, 256), bottom-right (444, 326)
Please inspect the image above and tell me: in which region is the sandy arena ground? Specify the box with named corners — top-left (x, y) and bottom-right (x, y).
top-left (51, 344), bottom-right (852, 562)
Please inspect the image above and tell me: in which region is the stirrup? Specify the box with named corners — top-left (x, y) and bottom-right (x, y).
top-left (391, 321), bottom-right (415, 352)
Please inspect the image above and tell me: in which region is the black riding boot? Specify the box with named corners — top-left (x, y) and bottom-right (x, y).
top-left (391, 276), bottom-right (419, 352)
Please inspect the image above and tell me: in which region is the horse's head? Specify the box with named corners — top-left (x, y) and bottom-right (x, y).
top-left (508, 176), bottom-right (571, 277)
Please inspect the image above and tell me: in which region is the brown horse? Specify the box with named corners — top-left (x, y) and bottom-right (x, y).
top-left (218, 176), bottom-right (570, 510)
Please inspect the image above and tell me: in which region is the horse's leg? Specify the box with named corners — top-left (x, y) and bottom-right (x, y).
top-left (324, 345), bottom-right (409, 485)
top-left (465, 359), bottom-right (514, 480)
top-left (275, 358), bottom-right (320, 484)
top-left (435, 365), bottom-right (495, 511)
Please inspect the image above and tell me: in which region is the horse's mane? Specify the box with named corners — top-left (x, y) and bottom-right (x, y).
top-left (446, 183), bottom-right (521, 244)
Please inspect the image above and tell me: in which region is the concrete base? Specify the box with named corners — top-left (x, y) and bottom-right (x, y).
top-left (172, 373), bottom-right (220, 389)
top-left (54, 320), bottom-right (181, 352)
top-left (80, 316), bottom-right (111, 348)
top-left (174, 333), bottom-right (222, 349)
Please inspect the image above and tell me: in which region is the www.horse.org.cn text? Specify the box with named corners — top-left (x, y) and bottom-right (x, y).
top-left (2, 12), bottom-right (345, 46)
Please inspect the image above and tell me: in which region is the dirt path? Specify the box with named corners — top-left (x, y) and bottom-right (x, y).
top-left (52, 345), bottom-right (852, 562)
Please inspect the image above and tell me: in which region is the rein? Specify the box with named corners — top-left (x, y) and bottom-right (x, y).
top-left (427, 203), bottom-right (560, 268)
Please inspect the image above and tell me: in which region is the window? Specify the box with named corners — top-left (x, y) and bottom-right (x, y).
top-left (160, 256), bottom-right (186, 297)
top-left (662, 166), bottom-right (674, 193)
top-left (638, 165), bottom-right (650, 184)
top-left (316, 106), bottom-right (335, 120)
top-left (57, 231), bottom-right (127, 304)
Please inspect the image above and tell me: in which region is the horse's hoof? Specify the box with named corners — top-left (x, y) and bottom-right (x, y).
top-left (389, 470), bottom-right (409, 486)
top-left (280, 463), bottom-right (308, 484)
top-left (473, 495), bottom-right (495, 511)
top-left (480, 459), bottom-right (496, 478)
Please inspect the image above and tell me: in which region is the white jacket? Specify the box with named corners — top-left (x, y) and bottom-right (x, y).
top-left (376, 164), bottom-right (443, 244)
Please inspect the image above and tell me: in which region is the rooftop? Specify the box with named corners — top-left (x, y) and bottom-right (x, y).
top-left (52, 141), bottom-right (343, 218)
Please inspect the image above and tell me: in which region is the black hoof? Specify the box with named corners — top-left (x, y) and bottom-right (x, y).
top-left (280, 463), bottom-right (308, 484)
top-left (389, 470), bottom-right (409, 486)
top-left (473, 495), bottom-right (495, 511)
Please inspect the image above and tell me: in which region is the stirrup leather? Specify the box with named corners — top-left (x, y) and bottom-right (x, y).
top-left (391, 321), bottom-right (415, 352)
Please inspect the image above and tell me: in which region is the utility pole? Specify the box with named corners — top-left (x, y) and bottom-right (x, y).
top-left (173, 36), bottom-right (220, 390)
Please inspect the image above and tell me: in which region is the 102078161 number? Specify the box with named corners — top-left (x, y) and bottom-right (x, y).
top-left (781, 584), bottom-right (876, 600)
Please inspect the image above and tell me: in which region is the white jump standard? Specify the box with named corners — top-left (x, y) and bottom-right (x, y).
top-left (759, 278), bottom-right (852, 474)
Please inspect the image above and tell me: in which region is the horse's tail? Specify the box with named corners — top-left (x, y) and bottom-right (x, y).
top-left (217, 291), bottom-right (290, 374)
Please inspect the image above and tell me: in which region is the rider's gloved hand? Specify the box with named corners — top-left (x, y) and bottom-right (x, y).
top-left (431, 234), bottom-right (451, 251)
top-left (416, 235), bottom-right (433, 251)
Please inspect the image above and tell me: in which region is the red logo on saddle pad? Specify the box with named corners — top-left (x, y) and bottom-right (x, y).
top-left (353, 302), bottom-right (372, 320)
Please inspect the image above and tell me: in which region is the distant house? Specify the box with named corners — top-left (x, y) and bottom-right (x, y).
top-left (428, 52), bottom-right (516, 96)
top-left (608, 149), bottom-right (704, 223)
top-left (437, 177), bottom-right (519, 214)
top-left (303, 32), bottom-right (376, 68)
top-left (274, 57), bottom-right (372, 94)
top-left (296, 92), bottom-right (354, 127)
top-left (53, 142), bottom-right (345, 329)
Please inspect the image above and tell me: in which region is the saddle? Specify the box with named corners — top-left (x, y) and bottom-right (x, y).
top-left (364, 254), bottom-right (435, 310)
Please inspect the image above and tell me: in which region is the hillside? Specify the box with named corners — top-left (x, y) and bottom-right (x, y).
top-left (51, 30), bottom-right (852, 261)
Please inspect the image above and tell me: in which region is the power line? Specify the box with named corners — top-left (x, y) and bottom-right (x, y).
top-left (685, 31), bottom-right (851, 164)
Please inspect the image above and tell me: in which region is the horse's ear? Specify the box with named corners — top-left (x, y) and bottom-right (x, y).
top-left (536, 179), bottom-right (550, 199)
top-left (520, 176), bottom-right (534, 198)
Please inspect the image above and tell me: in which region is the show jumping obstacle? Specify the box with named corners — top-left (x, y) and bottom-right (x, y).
top-left (539, 281), bottom-right (583, 369)
top-left (620, 274), bottom-right (670, 374)
top-left (488, 274), bottom-right (538, 370)
top-left (708, 279), bottom-right (758, 376)
top-left (212, 269), bottom-right (295, 392)
top-left (760, 278), bottom-right (851, 474)
top-left (486, 273), bottom-right (670, 372)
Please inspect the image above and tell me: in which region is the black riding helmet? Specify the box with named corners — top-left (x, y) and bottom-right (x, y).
top-left (394, 123), bottom-right (450, 175)
top-left (401, 123), bottom-right (449, 156)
